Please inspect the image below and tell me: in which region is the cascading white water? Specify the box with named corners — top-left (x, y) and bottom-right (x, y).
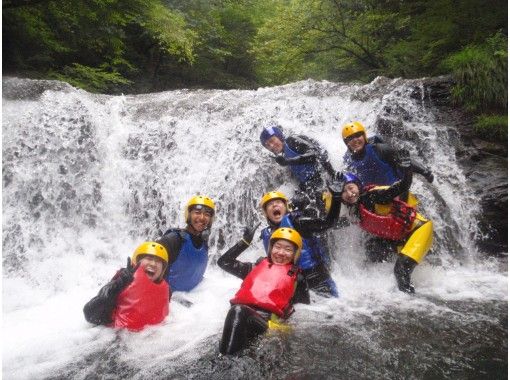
top-left (3, 77), bottom-right (507, 379)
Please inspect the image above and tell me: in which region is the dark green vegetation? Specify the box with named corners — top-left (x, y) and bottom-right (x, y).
top-left (3, 0), bottom-right (507, 138)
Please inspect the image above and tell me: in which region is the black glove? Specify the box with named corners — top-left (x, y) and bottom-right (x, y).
top-left (114, 257), bottom-right (138, 290)
top-left (398, 149), bottom-right (411, 169)
top-left (290, 192), bottom-right (311, 211)
top-left (242, 221), bottom-right (261, 245)
top-left (273, 155), bottom-right (288, 166)
top-left (334, 171), bottom-right (344, 182)
top-left (423, 170), bottom-right (434, 183)
top-left (327, 181), bottom-right (344, 200)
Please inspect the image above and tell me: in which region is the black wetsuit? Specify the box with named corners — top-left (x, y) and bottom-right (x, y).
top-left (279, 135), bottom-right (336, 217)
top-left (217, 241), bottom-right (310, 355)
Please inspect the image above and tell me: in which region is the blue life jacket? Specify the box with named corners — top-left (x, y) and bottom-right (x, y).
top-left (283, 143), bottom-right (317, 184)
top-left (260, 214), bottom-right (328, 270)
top-left (344, 143), bottom-right (401, 186)
top-left (166, 232), bottom-right (208, 291)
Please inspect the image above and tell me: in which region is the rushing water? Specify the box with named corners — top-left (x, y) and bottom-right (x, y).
top-left (2, 77), bottom-right (507, 379)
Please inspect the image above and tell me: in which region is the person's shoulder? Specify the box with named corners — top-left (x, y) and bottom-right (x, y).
top-left (367, 135), bottom-right (384, 144)
top-left (163, 228), bottom-right (185, 239)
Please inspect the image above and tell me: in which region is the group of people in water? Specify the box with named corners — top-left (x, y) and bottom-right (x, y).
top-left (84, 120), bottom-right (435, 355)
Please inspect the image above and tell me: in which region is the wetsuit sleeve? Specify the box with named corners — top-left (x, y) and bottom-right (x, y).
top-left (83, 270), bottom-right (126, 325)
top-left (373, 143), bottom-right (400, 169)
top-left (283, 136), bottom-right (318, 165)
top-left (291, 191), bottom-right (341, 235)
top-left (374, 143), bottom-right (431, 177)
top-left (291, 273), bottom-right (310, 305)
top-left (217, 240), bottom-right (254, 280)
top-left (155, 230), bottom-right (183, 267)
top-left (363, 167), bottom-right (413, 205)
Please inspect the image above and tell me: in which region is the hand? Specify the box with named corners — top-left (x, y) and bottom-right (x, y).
top-left (334, 171), bottom-right (344, 182)
top-left (423, 170), bottom-right (434, 183)
top-left (273, 155), bottom-right (288, 166)
top-left (398, 149), bottom-right (411, 168)
top-left (115, 257), bottom-right (139, 289)
top-left (242, 222), bottom-right (261, 245)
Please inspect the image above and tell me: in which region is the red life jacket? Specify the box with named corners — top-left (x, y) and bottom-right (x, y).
top-left (110, 266), bottom-right (170, 331)
top-left (230, 258), bottom-right (298, 318)
top-left (359, 198), bottom-right (417, 241)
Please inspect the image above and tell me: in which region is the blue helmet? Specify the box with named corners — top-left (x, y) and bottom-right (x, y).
top-left (341, 172), bottom-right (362, 191)
top-left (260, 123), bottom-right (285, 146)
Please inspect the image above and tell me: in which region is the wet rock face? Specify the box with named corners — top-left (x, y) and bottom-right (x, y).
top-left (372, 76), bottom-right (507, 255)
top-left (423, 78), bottom-right (508, 255)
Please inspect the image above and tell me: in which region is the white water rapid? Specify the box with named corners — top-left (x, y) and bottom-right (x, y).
top-left (2, 77), bottom-right (507, 379)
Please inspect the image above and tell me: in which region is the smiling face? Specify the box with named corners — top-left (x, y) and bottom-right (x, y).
top-left (264, 199), bottom-right (287, 224)
top-left (345, 132), bottom-right (366, 154)
top-left (264, 136), bottom-right (284, 155)
top-left (270, 239), bottom-right (296, 265)
top-left (187, 206), bottom-right (214, 234)
top-left (342, 182), bottom-right (360, 205)
top-left (137, 255), bottom-right (165, 282)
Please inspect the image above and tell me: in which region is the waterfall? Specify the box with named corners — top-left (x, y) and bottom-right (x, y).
top-left (3, 77), bottom-right (506, 379)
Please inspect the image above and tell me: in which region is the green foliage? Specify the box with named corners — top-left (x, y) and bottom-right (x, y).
top-left (48, 63), bottom-right (132, 93)
top-left (2, 0), bottom-right (508, 102)
top-left (444, 31), bottom-right (507, 113)
top-left (474, 114), bottom-right (507, 141)
top-left (3, 0), bottom-right (196, 93)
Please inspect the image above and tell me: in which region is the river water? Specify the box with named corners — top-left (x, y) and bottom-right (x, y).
top-left (2, 77), bottom-right (507, 379)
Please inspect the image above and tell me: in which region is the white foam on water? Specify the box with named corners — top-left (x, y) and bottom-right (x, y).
top-left (2, 77), bottom-right (506, 379)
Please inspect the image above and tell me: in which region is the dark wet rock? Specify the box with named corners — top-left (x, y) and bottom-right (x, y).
top-left (421, 77), bottom-right (508, 255)
top-left (2, 77), bottom-right (74, 100)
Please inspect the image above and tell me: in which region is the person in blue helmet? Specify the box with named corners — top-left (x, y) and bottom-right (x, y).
top-left (260, 122), bottom-right (336, 216)
top-left (341, 121), bottom-right (434, 190)
top-left (155, 195), bottom-right (215, 293)
top-left (257, 187), bottom-right (343, 297)
top-left (334, 150), bottom-right (433, 293)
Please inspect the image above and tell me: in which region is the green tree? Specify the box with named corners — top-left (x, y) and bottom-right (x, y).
top-left (3, 0), bottom-right (196, 93)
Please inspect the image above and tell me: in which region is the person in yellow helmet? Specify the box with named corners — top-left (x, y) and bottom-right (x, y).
top-left (258, 189), bottom-right (342, 297)
top-left (217, 228), bottom-right (310, 355)
top-left (341, 121), bottom-right (434, 191)
top-left (83, 241), bottom-right (170, 331)
top-left (155, 195), bottom-right (215, 292)
top-left (335, 150), bottom-right (433, 293)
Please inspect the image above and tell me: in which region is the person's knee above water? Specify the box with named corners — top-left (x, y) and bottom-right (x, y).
top-left (156, 195), bottom-right (215, 292)
top-left (218, 227), bottom-right (310, 355)
top-left (83, 241), bottom-right (170, 331)
top-left (258, 190), bottom-right (341, 297)
top-left (334, 151), bottom-right (433, 293)
top-left (259, 122), bottom-right (336, 192)
top-left (341, 121), bottom-right (434, 188)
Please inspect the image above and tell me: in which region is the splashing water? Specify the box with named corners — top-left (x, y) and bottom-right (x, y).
top-left (2, 77), bottom-right (507, 379)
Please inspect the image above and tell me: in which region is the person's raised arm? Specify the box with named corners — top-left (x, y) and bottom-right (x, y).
top-left (217, 223), bottom-right (260, 279)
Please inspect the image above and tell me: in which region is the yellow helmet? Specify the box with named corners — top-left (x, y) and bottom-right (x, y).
top-left (341, 121), bottom-right (367, 142)
top-left (260, 191), bottom-right (289, 211)
top-left (132, 241), bottom-right (169, 266)
top-left (184, 195), bottom-right (216, 224)
top-left (269, 227), bottom-right (303, 264)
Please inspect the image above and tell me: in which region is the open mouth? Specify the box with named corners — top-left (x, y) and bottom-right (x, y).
top-left (144, 267), bottom-right (156, 277)
top-left (272, 209), bottom-right (282, 218)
